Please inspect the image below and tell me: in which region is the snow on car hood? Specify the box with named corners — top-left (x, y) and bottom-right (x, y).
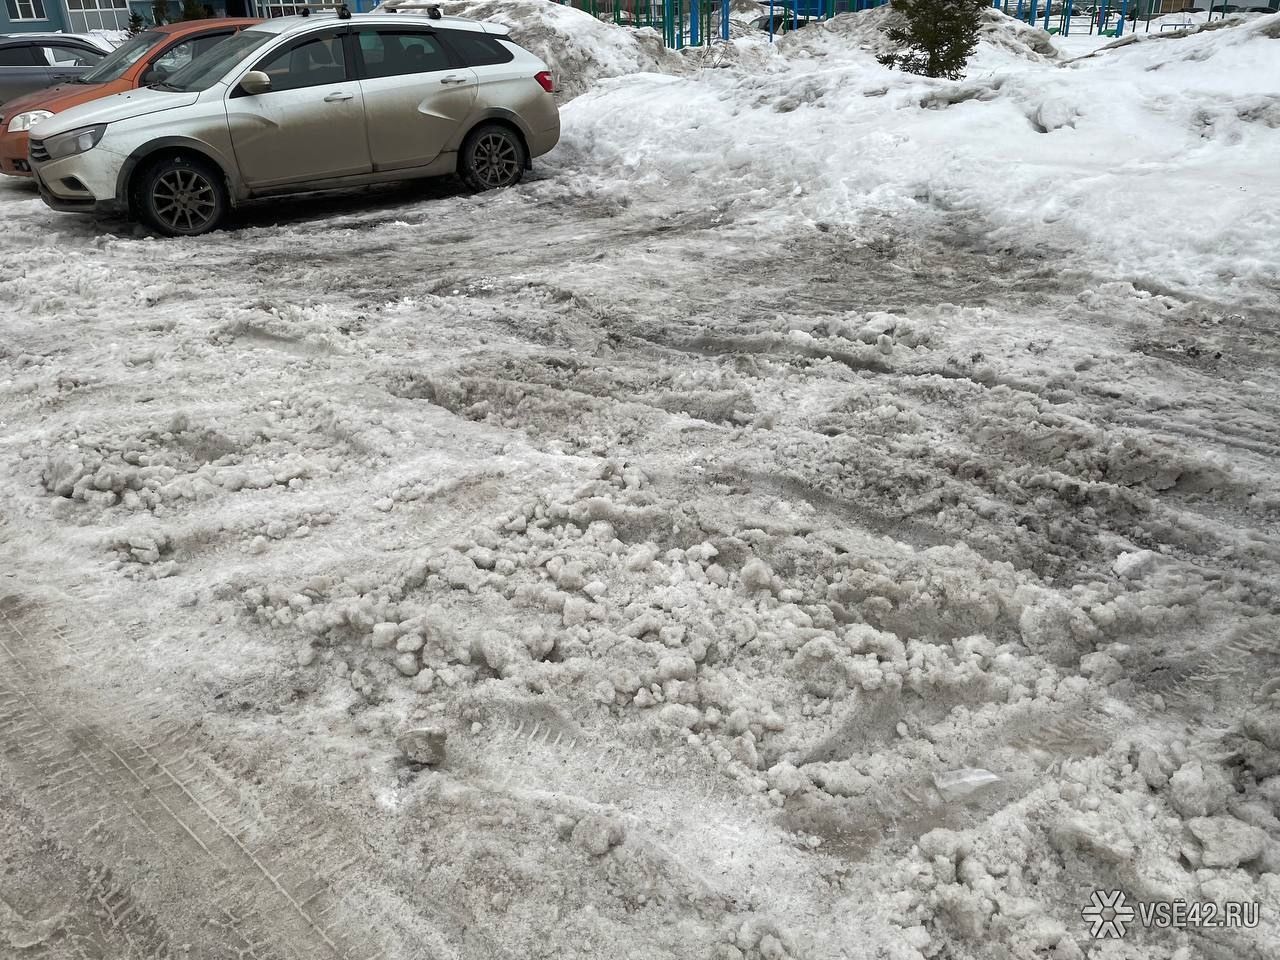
top-left (32, 88), bottom-right (200, 138)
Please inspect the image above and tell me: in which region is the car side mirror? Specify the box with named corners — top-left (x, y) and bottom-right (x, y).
top-left (238, 71), bottom-right (271, 96)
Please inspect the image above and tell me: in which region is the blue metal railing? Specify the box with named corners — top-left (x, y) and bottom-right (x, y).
top-left (555, 0), bottom-right (883, 46)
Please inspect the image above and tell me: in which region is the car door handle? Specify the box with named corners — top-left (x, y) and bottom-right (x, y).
top-left (439, 75), bottom-right (467, 85)
top-left (324, 91), bottom-right (354, 102)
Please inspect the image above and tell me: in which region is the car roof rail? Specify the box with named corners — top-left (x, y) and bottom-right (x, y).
top-left (380, 1), bottom-right (443, 14)
top-left (295, 5), bottom-right (361, 17)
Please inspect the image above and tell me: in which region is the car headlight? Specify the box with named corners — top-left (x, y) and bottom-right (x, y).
top-left (43, 124), bottom-right (106, 161)
top-left (7, 110), bottom-right (53, 133)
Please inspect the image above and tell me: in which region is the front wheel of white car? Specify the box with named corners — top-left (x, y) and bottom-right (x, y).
top-left (459, 124), bottom-right (526, 192)
top-left (136, 155), bottom-right (227, 237)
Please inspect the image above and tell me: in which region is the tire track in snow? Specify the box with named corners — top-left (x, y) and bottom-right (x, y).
top-left (0, 595), bottom-right (391, 960)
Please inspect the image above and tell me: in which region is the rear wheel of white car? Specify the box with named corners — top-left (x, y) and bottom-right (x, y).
top-left (459, 124), bottom-right (526, 192)
top-left (137, 155), bottom-right (227, 237)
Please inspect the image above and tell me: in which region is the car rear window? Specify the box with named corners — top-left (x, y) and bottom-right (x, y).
top-left (440, 31), bottom-right (514, 68)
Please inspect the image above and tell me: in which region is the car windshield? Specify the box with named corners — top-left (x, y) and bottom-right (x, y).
top-left (157, 29), bottom-right (275, 93)
top-left (74, 31), bottom-right (165, 84)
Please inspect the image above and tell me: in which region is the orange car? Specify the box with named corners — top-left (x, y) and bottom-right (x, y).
top-left (0, 18), bottom-right (258, 179)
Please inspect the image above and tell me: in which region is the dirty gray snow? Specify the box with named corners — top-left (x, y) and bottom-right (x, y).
top-left (1, 6), bottom-right (1279, 960)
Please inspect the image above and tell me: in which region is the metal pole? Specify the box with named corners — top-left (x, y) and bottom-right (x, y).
top-left (1042, 0), bottom-right (1051, 29)
top-left (1064, 0), bottom-right (1073, 33)
top-left (689, 0), bottom-right (698, 43)
top-left (1028, 0), bottom-right (1038, 23)
top-left (769, 0), bottom-right (775, 41)
top-left (1116, 0), bottom-right (1127, 33)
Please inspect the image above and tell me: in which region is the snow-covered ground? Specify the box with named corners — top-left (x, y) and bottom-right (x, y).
top-left (1051, 28), bottom-right (1122, 57)
top-left (1, 7), bottom-right (1278, 960)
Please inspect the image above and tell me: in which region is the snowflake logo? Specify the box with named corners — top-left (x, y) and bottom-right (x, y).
top-left (1081, 890), bottom-right (1135, 939)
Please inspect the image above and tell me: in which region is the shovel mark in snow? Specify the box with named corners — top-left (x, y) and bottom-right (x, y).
top-left (225, 321), bottom-right (339, 359)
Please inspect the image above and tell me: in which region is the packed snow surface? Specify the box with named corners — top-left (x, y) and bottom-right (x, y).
top-left (0, 7), bottom-right (1278, 960)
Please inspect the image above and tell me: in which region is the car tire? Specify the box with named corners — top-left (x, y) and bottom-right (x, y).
top-left (458, 123), bottom-right (526, 193)
top-left (136, 154), bottom-right (227, 238)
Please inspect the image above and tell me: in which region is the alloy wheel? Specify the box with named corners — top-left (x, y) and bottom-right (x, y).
top-left (151, 168), bottom-right (218, 234)
top-left (472, 133), bottom-right (520, 189)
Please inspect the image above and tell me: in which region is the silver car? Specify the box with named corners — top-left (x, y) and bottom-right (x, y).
top-left (27, 10), bottom-right (559, 235)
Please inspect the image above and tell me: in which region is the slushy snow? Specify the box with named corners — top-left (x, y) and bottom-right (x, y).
top-left (0, 6), bottom-right (1278, 960)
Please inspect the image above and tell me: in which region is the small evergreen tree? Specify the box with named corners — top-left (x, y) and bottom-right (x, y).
top-left (878, 0), bottom-right (988, 80)
top-left (127, 11), bottom-right (145, 34)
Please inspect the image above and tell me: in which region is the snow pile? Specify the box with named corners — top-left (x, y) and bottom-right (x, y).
top-left (380, 0), bottom-right (687, 99)
top-left (779, 7), bottom-right (1065, 67)
top-left (557, 13), bottom-right (1280, 300)
top-left (1073, 8), bottom-right (1277, 60)
top-left (1145, 9), bottom-right (1211, 31)
top-left (88, 29), bottom-right (127, 47)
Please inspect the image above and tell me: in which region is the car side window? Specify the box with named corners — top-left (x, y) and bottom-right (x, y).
top-left (151, 40), bottom-right (195, 76)
top-left (0, 46), bottom-right (38, 67)
top-left (439, 31), bottom-right (514, 68)
top-left (152, 33), bottom-right (231, 76)
top-left (190, 32), bottom-right (235, 59)
top-left (357, 29), bottom-right (451, 79)
top-left (254, 32), bottom-right (347, 93)
top-left (40, 44), bottom-right (103, 67)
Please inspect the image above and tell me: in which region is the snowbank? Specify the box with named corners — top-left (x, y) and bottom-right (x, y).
top-left (779, 7), bottom-right (1065, 67)
top-left (380, 0), bottom-right (686, 99)
top-left (1146, 9), bottom-right (1211, 31)
top-left (557, 13), bottom-right (1280, 301)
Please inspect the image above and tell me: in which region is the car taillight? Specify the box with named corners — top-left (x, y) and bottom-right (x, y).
top-left (534, 71), bottom-right (554, 94)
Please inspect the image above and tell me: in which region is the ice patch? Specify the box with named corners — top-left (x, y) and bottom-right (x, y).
top-left (933, 768), bottom-right (1002, 801)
